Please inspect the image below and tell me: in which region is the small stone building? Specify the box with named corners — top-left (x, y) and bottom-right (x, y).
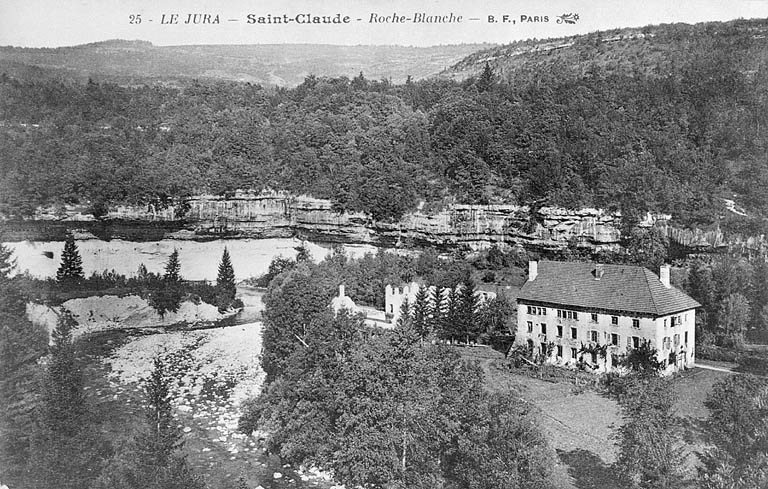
top-left (515, 260), bottom-right (700, 372)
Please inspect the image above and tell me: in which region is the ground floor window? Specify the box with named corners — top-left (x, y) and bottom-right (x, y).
top-left (557, 345), bottom-right (563, 358)
top-left (571, 347), bottom-right (577, 360)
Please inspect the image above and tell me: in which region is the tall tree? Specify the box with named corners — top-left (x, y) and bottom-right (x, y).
top-left (216, 247), bottom-right (237, 312)
top-left (150, 249), bottom-right (184, 316)
top-left (0, 247), bottom-right (48, 485)
top-left (27, 311), bottom-right (109, 489)
top-left (163, 248), bottom-right (182, 282)
top-left (699, 374), bottom-right (768, 488)
top-left (56, 234), bottom-right (84, 284)
top-left (411, 285), bottom-right (430, 340)
top-left (94, 357), bottom-right (204, 489)
top-left (612, 375), bottom-right (688, 489)
top-left (458, 276), bottom-right (479, 343)
top-left (428, 286), bottom-right (446, 337)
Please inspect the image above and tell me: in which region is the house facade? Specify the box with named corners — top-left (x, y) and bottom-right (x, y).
top-left (515, 261), bottom-right (700, 372)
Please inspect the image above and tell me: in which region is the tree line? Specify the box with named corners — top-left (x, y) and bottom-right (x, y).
top-left (45, 233), bottom-right (240, 314)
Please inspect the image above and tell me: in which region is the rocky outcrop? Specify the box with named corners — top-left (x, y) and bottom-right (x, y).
top-left (2, 190), bottom-right (737, 253)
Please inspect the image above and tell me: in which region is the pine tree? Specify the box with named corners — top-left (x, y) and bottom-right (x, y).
top-left (136, 357), bottom-right (182, 467)
top-left (150, 250), bottom-right (183, 316)
top-left (475, 62), bottom-right (497, 92)
top-left (458, 276), bottom-right (479, 344)
top-left (28, 310), bottom-right (109, 489)
top-left (0, 243), bottom-right (15, 281)
top-left (443, 287), bottom-right (460, 342)
top-left (56, 234), bottom-right (84, 284)
top-left (163, 249), bottom-right (181, 282)
top-left (216, 247), bottom-right (237, 312)
top-left (93, 356), bottom-right (204, 489)
top-left (412, 285), bottom-right (430, 340)
top-left (429, 286), bottom-right (446, 338)
top-left (396, 298), bottom-right (412, 329)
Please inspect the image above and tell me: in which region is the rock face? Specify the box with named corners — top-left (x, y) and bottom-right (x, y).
top-left (2, 191), bottom-right (675, 252)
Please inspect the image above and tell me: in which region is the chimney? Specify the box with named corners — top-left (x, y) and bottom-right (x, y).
top-left (339, 284), bottom-right (345, 298)
top-left (528, 261), bottom-right (538, 281)
top-left (659, 265), bottom-right (671, 288)
top-left (594, 264), bottom-right (604, 280)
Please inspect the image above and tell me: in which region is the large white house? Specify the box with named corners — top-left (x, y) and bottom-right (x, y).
top-left (515, 260), bottom-right (700, 372)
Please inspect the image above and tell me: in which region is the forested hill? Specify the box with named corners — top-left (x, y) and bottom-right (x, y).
top-left (442, 19), bottom-right (768, 82)
top-left (0, 41), bottom-right (489, 86)
top-left (1, 18), bottom-right (768, 238)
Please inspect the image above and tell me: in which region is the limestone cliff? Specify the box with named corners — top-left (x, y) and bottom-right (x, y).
top-left (2, 191), bottom-right (755, 253)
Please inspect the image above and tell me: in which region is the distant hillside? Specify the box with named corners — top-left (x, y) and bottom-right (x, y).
top-left (0, 40), bottom-right (491, 86)
top-left (2, 18), bottom-right (768, 240)
top-left (442, 19), bottom-right (768, 82)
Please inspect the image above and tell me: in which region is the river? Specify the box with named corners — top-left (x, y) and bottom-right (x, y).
top-left (4, 238), bottom-right (379, 281)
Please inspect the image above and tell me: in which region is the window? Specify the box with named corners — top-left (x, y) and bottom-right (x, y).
top-left (542, 307), bottom-right (547, 315)
top-left (527, 321), bottom-right (533, 333)
top-left (627, 337), bottom-right (632, 349)
top-left (591, 313), bottom-right (598, 322)
top-left (632, 319), bottom-right (639, 329)
top-left (671, 316), bottom-right (677, 327)
top-left (527, 306), bottom-right (533, 314)
top-left (611, 333), bottom-right (619, 346)
top-left (590, 330), bottom-right (598, 342)
top-left (390, 304), bottom-right (393, 313)
top-left (664, 319), bottom-right (667, 327)
top-left (611, 316), bottom-right (618, 325)
top-left (573, 311), bottom-right (579, 320)
top-left (632, 337), bottom-right (640, 349)
top-left (684, 331), bottom-right (688, 344)
top-left (557, 309), bottom-right (562, 318)
top-left (557, 325), bottom-right (563, 337)
top-left (557, 345), bottom-right (563, 358)
top-left (590, 352), bottom-right (597, 364)
top-left (571, 347), bottom-right (578, 359)
top-left (571, 327), bottom-right (578, 339)
top-left (540, 342), bottom-right (547, 353)
top-left (674, 334), bottom-right (680, 346)
top-left (527, 339), bottom-right (534, 349)
top-left (540, 323), bottom-right (547, 335)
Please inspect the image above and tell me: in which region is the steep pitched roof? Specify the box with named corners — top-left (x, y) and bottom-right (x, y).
top-left (517, 261), bottom-right (700, 317)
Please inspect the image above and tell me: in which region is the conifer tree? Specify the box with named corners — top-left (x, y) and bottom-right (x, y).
top-left (94, 357), bottom-right (204, 489)
top-left (443, 287), bottom-right (460, 342)
top-left (163, 249), bottom-right (181, 282)
top-left (396, 298), bottom-right (412, 329)
top-left (475, 61), bottom-right (497, 92)
top-left (150, 250), bottom-right (183, 316)
top-left (28, 310), bottom-right (108, 489)
top-left (429, 286), bottom-right (446, 338)
top-left (216, 247), bottom-right (237, 312)
top-left (458, 276), bottom-right (479, 343)
top-left (0, 243), bottom-right (15, 281)
top-left (56, 234), bottom-right (84, 284)
top-left (136, 357), bottom-right (182, 467)
top-left (412, 285), bottom-right (430, 340)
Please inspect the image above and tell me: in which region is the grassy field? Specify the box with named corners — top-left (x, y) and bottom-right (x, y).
top-left (458, 346), bottom-right (733, 489)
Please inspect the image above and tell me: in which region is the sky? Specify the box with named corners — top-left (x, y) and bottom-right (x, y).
top-left (0, 0), bottom-right (767, 47)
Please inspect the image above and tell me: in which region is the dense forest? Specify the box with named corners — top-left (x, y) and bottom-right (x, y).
top-left (1, 19), bottom-right (768, 236)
